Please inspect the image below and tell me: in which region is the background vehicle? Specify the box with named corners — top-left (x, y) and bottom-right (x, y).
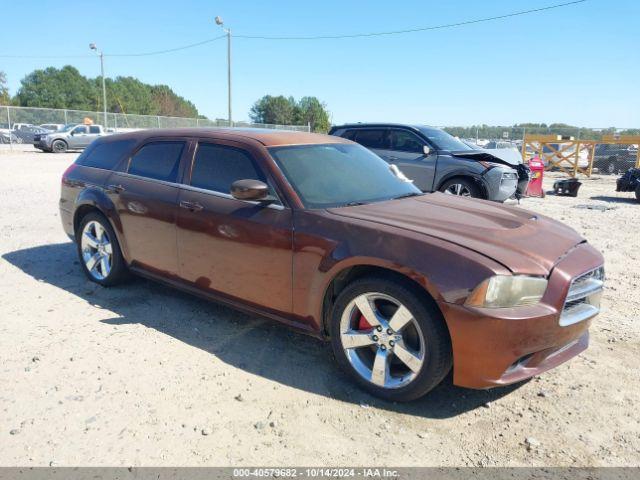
top-left (0, 130), bottom-right (19, 144)
top-left (13, 125), bottom-right (50, 144)
top-left (616, 168), bottom-right (640, 202)
top-left (329, 123), bottom-right (519, 202)
top-left (39, 123), bottom-right (65, 132)
top-left (59, 128), bottom-right (604, 402)
top-left (35, 123), bottom-right (108, 153)
top-left (594, 144), bottom-right (639, 175)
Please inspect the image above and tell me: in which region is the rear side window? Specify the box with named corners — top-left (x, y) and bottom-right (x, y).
top-left (354, 129), bottom-right (388, 149)
top-left (128, 141), bottom-right (185, 182)
top-left (76, 139), bottom-right (136, 170)
top-left (89, 126), bottom-right (101, 134)
top-left (191, 143), bottom-right (265, 194)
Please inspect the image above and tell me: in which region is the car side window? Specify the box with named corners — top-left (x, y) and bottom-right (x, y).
top-left (354, 129), bottom-right (388, 149)
top-left (389, 130), bottom-right (424, 153)
top-left (190, 143), bottom-right (266, 195)
top-left (342, 130), bottom-right (357, 141)
top-left (89, 126), bottom-right (101, 134)
top-left (73, 126), bottom-right (88, 134)
top-left (128, 141), bottom-right (185, 182)
top-left (77, 139), bottom-right (137, 170)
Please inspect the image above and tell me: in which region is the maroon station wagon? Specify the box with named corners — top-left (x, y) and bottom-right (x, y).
top-left (59, 128), bottom-right (604, 401)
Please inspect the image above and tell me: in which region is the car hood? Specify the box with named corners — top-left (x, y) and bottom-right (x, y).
top-left (327, 193), bottom-right (584, 276)
top-left (451, 148), bottom-right (522, 166)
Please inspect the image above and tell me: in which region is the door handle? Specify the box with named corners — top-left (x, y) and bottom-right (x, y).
top-left (107, 184), bottom-right (125, 194)
top-left (180, 200), bottom-right (204, 212)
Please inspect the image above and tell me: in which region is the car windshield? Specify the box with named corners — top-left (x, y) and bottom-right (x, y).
top-left (417, 127), bottom-right (472, 151)
top-left (269, 143), bottom-right (422, 209)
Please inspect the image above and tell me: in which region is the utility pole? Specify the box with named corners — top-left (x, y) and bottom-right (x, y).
top-left (215, 16), bottom-right (232, 125)
top-left (90, 43), bottom-right (108, 128)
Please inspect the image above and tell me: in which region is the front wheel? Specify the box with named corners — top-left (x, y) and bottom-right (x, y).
top-left (439, 178), bottom-right (481, 198)
top-left (330, 276), bottom-right (452, 402)
top-left (76, 212), bottom-right (128, 286)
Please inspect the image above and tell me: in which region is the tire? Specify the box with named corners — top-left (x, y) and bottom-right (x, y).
top-left (76, 212), bottom-right (128, 286)
top-left (606, 158), bottom-right (618, 175)
top-left (52, 139), bottom-right (67, 153)
top-left (330, 275), bottom-right (452, 402)
top-left (635, 184), bottom-right (640, 202)
top-left (439, 177), bottom-right (482, 198)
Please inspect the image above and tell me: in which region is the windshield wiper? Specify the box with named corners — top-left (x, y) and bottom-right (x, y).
top-left (390, 192), bottom-right (424, 200)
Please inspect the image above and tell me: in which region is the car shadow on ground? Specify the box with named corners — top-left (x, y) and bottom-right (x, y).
top-left (590, 195), bottom-right (638, 204)
top-left (3, 242), bottom-right (526, 419)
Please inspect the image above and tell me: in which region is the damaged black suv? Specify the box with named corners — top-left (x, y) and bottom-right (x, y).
top-left (329, 123), bottom-right (526, 202)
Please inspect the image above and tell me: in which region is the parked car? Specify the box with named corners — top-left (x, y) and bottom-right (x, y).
top-left (329, 124), bottom-right (519, 202)
top-left (35, 123), bottom-right (108, 153)
top-left (615, 168), bottom-right (640, 202)
top-left (593, 144), bottom-right (638, 175)
top-left (13, 125), bottom-right (50, 144)
top-left (39, 123), bottom-right (65, 132)
top-left (60, 128), bottom-right (604, 401)
top-left (0, 130), bottom-right (19, 144)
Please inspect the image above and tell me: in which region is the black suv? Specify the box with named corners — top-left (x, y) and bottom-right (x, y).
top-left (593, 144), bottom-right (638, 175)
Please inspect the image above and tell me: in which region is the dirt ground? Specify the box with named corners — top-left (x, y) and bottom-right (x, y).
top-left (0, 151), bottom-right (638, 467)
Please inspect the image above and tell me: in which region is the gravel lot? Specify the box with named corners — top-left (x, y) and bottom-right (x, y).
top-left (1, 151), bottom-right (638, 467)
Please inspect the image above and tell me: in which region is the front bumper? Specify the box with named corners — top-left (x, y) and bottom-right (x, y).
top-left (440, 242), bottom-right (604, 389)
top-left (483, 167), bottom-right (518, 202)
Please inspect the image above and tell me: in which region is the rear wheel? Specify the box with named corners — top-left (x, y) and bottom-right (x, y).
top-left (52, 140), bottom-right (67, 153)
top-left (330, 276), bottom-right (452, 402)
top-left (635, 184), bottom-right (640, 202)
top-left (76, 212), bottom-right (128, 286)
top-left (439, 177), bottom-right (481, 198)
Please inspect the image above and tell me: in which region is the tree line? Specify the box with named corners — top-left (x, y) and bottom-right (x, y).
top-left (0, 66), bottom-right (199, 118)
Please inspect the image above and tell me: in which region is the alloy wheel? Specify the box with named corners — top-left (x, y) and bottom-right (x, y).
top-left (339, 292), bottom-right (425, 389)
top-left (80, 220), bottom-right (113, 280)
top-left (444, 183), bottom-right (472, 196)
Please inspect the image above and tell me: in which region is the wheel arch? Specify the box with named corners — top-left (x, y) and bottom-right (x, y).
top-left (436, 172), bottom-right (488, 198)
top-left (320, 263), bottom-right (447, 339)
top-left (73, 189), bottom-right (129, 261)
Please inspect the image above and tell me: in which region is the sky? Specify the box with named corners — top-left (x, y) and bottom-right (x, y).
top-left (1, 0), bottom-right (639, 127)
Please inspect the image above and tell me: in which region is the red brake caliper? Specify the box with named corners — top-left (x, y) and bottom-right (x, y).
top-left (357, 313), bottom-right (373, 331)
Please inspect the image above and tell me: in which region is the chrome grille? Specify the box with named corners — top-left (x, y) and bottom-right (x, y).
top-left (559, 266), bottom-right (604, 327)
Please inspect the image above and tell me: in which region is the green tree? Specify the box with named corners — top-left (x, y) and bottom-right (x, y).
top-left (249, 95), bottom-right (331, 130)
top-left (15, 66), bottom-right (97, 110)
top-left (294, 96), bottom-right (331, 133)
top-left (249, 95), bottom-right (297, 125)
top-left (0, 71), bottom-right (9, 105)
top-left (13, 65), bottom-right (200, 118)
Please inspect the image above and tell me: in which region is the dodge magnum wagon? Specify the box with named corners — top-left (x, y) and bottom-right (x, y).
top-left (59, 128), bottom-right (604, 401)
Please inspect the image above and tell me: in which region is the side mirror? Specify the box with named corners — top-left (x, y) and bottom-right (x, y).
top-left (423, 145), bottom-right (431, 156)
top-left (231, 179), bottom-right (270, 201)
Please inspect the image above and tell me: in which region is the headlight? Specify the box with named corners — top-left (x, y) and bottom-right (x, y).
top-left (465, 275), bottom-right (548, 308)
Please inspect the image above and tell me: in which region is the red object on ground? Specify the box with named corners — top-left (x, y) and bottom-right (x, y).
top-left (526, 156), bottom-right (545, 197)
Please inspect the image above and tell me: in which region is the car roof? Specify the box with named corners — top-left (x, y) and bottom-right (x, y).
top-left (103, 127), bottom-right (350, 147)
top-left (331, 123), bottom-right (436, 130)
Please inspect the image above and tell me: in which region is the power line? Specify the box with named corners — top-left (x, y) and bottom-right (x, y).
top-left (0, 0), bottom-right (587, 58)
top-left (106, 34), bottom-right (226, 57)
top-left (235, 0), bottom-right (587, 40)
top-left (0, 35), bottom-right (226, 59)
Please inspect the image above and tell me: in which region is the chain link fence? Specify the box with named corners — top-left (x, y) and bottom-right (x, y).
top-left (440, 125), bottom-right (640, 176)
top-left (0, 105), bottom-right (310, 152)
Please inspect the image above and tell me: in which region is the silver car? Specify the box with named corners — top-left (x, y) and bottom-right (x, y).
top-left (329, 124), bottom-right (520, 202)
top-left (34, 124), bottom-right (108, 153)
